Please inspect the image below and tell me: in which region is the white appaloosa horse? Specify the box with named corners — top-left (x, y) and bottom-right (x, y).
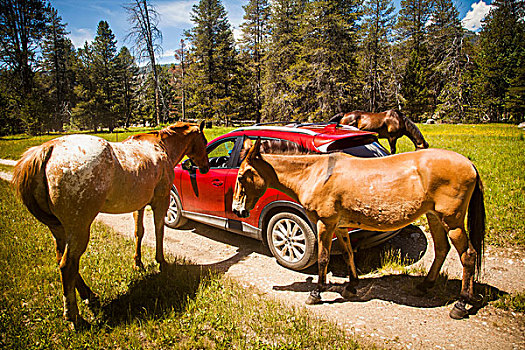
top-left (12, 122), bottom-right (210, 328)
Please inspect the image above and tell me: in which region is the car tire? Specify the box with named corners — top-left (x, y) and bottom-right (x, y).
top-left (266, 212), bottom-right (317, 270)
top-left (164, 187), bottom-right (188, 229)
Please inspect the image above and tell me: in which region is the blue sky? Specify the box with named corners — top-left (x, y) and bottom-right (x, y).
top-left (50, 0), bottom-right (493, 65)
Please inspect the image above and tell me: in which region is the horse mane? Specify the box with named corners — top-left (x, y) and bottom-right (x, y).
top-left (125, 122), bottom-right (196, 142)
top-left (328, 113), bottom-right (344, 123)
top-left (240, 138), bottom-right (314, 162)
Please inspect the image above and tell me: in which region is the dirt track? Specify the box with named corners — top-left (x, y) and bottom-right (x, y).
top-left (97, 211), bottom-right (525, 350)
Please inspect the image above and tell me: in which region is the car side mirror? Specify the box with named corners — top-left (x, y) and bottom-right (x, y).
top-left (181, 159), bottom-right (194, 171)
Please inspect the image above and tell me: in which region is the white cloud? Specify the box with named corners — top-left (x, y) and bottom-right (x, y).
top-left (70, 28), bottom-right (95, 48)
top-left (157, 1), bottom-right (196, 27)
top-left (462, 1), bottom-right (493, 31)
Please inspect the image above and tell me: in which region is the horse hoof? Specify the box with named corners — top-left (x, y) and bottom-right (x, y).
top-left (305, 294), bottom-right (322, 305)
top-left (83, 295), bottom-right (100, 310)
top-left (449, 302), bottom-right (469, 320)
top-left (340, 286), bottom-right (357, 300)
top-left (67, 316), bottom-right (90, 331)
top-left (133, 261), bottom-right (145, 271)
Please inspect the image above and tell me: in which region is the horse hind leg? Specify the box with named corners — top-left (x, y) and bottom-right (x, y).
top-left (58, 225), bottom-right (91, 328)
top-left (50, 225), bottom-right (98, 308)
top-left (151, 198), bottom-right (170, 270)
top-left (446, 220), bottom-right (478, 319)
top-left (133, 208), bottom-right (146, 270)
top-left (417, 212), bottom-right (450, 293)
top-left (334, 228), bottom-right (358, 299)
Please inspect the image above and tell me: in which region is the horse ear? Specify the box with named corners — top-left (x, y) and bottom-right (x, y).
top-left (247, 137), bottom-right (262, 160)
top-left (199, 120), bottom-right (205, 131)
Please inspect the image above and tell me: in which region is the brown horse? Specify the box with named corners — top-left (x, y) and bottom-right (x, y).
top-left (11, 122), bottom-right (210, 327)
top-left (329, 110), bottom-right (429, 154)
top-left (232, 138), bottom-right (485, 319)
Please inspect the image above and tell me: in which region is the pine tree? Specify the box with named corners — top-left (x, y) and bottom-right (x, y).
top-left (0, 0), bottom-right (50, 133)
top-left (40, 8), bottom-right (76, 131)
top-left (360, 0), bottom-right (396, 112)
top-left (73, 21), bottom-right (120, 131)
top-left (297, 0), bottom-right (361, 121)
top-left (427, 0), bottom-right (466, 121)
top-left (239, 0), bottom-right (271, 123)
top-left (262, 0), bottom-right (306, 121)
top-left (396, 0), bottom-right (433, 120)
top-left (471, 0), bottom-right (525, 122)
top-left (115, 46), bottom-right (138, 127)
top-left (185, 0), bottom-right (239, 124)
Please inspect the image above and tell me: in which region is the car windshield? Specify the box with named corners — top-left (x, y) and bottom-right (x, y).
top-left (342, 142), bottom-right (389, 157)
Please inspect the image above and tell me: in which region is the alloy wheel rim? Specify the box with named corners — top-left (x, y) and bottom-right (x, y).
top-left (271, 218), bottom-right (306, 263)
top-left (166, 191), bottom-right (178, 224)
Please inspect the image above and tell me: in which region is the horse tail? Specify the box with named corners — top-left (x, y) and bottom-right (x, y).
top-left (397, 110), bottom-right (429, 148)
top-left (467, 166), bottom-right (486, 278)
top-left (12, 142), bottom-right (61, 227)
top-left (328, 113), bottom-right (344, 123)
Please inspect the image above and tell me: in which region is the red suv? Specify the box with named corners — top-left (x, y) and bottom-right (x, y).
top-left (165, 123), bottom-right (401, 270)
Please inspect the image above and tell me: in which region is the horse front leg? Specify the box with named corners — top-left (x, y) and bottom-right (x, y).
top-left (388, 137), bottom-right (397, 154)
top-left (334, 228), bottom-right (358, 299)
top-left (133, 208), bottom-right (145, 270)
top-left (151, 198), bottom-right (169, 271)
top-left (417, 213), bottom-right (450, 293)
top-left (306, 220), bottom-right (334, 305)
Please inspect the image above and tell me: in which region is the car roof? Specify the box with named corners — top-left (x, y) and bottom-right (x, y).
top-left (210, 123), bottom-right (378, 153)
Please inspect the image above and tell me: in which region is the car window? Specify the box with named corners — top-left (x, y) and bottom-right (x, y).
top-left (342, 142), bottom-right (389, 158)
top-left (234, 137), bottom-right (303, 167)
top-left (207, 139), bottom-right (236, 168)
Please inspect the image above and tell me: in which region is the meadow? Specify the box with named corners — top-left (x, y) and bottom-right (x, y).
top-left (0, 123), bottom-right (523, 347)
top-left (1, 123), bottom-right (523, 246)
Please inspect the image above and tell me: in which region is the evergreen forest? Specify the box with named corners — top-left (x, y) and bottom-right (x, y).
top-left (0, 0), bottom-right (524, 135)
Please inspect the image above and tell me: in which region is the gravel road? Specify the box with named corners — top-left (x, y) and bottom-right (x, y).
top-left (97, 211), bottom-right (525, 350)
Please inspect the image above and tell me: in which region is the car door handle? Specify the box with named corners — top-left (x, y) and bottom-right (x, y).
top-left (211, 179), bottom-right (223, 187)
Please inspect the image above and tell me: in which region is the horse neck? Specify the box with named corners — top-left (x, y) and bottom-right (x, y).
top-left (261, 154), bottom-right (318, 199)
top-left (161, 133), bottom-right (192, 165)
top-left (401, 115), bottom-right (427, 147)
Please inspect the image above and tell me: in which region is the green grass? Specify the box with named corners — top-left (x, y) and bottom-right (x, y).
top-left (0, 179), bottom-right (362, 349)
top-left (1, 123), bottom-right (523, 247)
top-left (493, 291), bottom-right (525, 313)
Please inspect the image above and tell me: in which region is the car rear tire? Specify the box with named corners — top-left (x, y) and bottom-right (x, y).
top-left (165, 187), bottom-right (188, 229)
top-left (266, 212), bottom-right (317, 270)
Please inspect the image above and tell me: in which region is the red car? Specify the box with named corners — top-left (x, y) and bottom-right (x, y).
top-left (165, 123), bottom-right (401, 270)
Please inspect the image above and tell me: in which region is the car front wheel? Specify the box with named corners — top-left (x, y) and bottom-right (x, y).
top-left (266, 212), bottom-right (317, 270)
top-left (165, 187), bottom-right (188, 229)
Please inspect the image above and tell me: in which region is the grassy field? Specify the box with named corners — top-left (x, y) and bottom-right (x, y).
top-left (0, 179), bottom-right (362, 349)
top-left (1, 123), bottom-right (523, 246)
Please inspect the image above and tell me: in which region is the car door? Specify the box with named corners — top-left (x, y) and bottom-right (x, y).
top-left (179, 137), bottom-right (238, 220)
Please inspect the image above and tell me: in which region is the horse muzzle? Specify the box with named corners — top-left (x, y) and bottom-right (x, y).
top-left (232, 199), bottom-right (250, 218)
top-left (233, 208), bottom-right (250, 218)
top-left (199, 165), bottom-right (210, 174)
